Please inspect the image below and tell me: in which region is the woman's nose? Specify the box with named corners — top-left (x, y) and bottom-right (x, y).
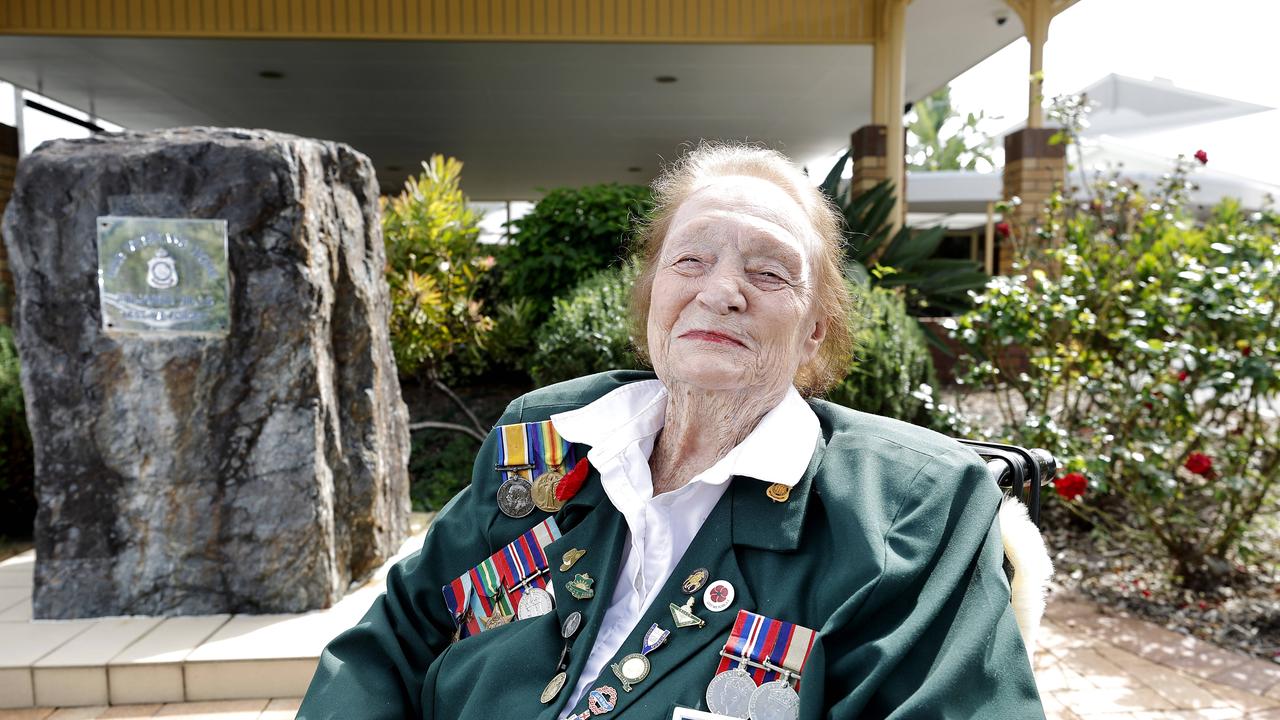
top-left (697, 267), bottom-right (747, 314)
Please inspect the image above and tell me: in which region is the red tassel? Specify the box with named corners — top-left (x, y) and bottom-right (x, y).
top-left (555, 458), bottom-right (589, 502)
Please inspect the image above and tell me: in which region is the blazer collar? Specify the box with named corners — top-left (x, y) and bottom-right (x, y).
top-left (730, 429), bottom-right (825, 553)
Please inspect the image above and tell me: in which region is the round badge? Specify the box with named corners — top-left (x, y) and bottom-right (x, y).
top-left (705, 667), bottom-right (757, 718)
top-left (496, 477), bottom-right (535, 518)
top-left (588, 685), bottom-right (618, 715)
top-left (562, 610), bottom-right (583, 638)
top-left (516, 586), bottom-right (554, 620)
top-left (747, 679), bottom-right (800, 720)
top-left (703, 580), bottom-right (735, 612)
top-left (532, 470), bottom-right (566, 512)
top-left (540, 671), bottom-right (567, 704)
top-left (682, 568), bottom-right (710, 594)
top-left (611, 652), bottom-right (650, 692)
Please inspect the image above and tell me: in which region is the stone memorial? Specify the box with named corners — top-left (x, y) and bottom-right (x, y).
top-left (0, 127), bottom-right (411, 618)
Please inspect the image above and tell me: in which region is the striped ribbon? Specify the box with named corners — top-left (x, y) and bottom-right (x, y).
top-left (497, 421), bottom-right (573, 480)
top-left (442, 518), bottom-right (562, 639)
top-left (715, 610), bottom-right (818, 690)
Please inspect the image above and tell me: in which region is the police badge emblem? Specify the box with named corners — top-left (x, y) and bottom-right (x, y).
top-left (146, 248), bottom-right (179, 289)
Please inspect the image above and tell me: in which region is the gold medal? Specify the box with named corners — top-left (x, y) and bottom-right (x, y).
top-left (532, 469), bottom-right (566, 512)
top-left (766, 483), bottom-right (791, 503)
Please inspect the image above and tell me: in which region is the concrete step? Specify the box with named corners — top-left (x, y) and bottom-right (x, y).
top-left (0, 515), bottom-right (433, 709)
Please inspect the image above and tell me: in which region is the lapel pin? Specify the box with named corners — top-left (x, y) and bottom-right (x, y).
top-left (670, 596), bottom-right (706, 628)
top-left (682, 568), bottom-right (709, 594)
top-left (560, 547), bottom-right (587, 572)
top-left (766, 482), bottom-right (791, 503)
top-left (703, 580), bottom-right (735, 612)
top-left (566, 572), bottom-right (595, 600)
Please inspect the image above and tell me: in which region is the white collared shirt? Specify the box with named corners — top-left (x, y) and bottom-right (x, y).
top-left (550, 379), bottom-right (820, 716)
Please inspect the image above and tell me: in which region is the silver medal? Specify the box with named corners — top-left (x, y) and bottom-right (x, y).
top-left (517, 586), bottom-right (554, 620)
top-left (496, 476), bottom-right (535, 518)
top-left (747, 679), bottom-right (800, 720)
top-left (706, 667), bottom-right (756, 719)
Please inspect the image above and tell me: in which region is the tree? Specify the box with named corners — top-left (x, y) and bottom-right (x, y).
top-left (906, 86), bottom-right (995, 172)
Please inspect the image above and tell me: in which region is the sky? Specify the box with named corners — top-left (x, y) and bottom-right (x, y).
top-left (945, 0), bottom-right (1280, 185)
top-left (4, 0), bottom-right (1279, 188)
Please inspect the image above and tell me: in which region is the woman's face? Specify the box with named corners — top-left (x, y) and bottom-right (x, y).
top-left (647, 175), bottom-right (826, 396)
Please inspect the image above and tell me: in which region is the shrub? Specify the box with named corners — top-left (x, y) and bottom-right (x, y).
top-left (496, 184), bottom-right (652, 320)
top-left (408, 431), bottom-right (478, 512)
top-left (0, 325), bottom-right (34, 539)
top-left (528, 263), bottom-right (644, 386)
top-left (383, 156), bottom-right (496, 383)
top-left (951, 160), bottom-right (1280, 591)
top-left (826, 286), bottom-right (948, 430)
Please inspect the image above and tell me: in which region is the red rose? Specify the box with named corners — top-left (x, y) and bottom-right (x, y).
top-left (1054, 472), bottom-right (1087, 500)
top-left (1184, 452), bottom-right (1213, 476)
top-left (994, 221), bottom-right (1010, 238)
top-left (1242, 345), bottom-right (1252, 357)
top-left (1142, 589), bottom-right (1152, 598)
top-left (1194, 149), bottom-right (1208, 164)
top-left (1177, 370), bottom-right (1189, 382)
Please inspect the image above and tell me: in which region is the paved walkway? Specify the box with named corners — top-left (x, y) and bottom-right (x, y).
top-left (3, 591), bottom-right (1277, 719)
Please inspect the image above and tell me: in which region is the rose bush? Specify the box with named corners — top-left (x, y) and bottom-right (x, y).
top-left (950, 159), bottom-right (1279, 592)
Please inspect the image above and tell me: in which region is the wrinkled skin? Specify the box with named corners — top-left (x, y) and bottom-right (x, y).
top-left (648, 175), bottom-right (825, 401)
top-left (646, 175), bottom-right (827, 493)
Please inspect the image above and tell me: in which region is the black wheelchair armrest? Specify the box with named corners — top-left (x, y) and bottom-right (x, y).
top-left (954, 439), bottom-right (1057, 529)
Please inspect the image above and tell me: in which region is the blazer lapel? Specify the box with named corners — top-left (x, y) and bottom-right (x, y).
top-left (561, 484), bottom-right (757, 716)
top-left (534, 460), bottom-right (629, 720)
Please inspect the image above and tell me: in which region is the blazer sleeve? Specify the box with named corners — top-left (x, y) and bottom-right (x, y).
top-left (822, 447), bottom-right (1046, 720)
top-left (296, 398), bottom-right (524, 720)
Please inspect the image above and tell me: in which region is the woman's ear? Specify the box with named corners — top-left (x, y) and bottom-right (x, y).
top-left (801, 316), bottom-right (827, 364)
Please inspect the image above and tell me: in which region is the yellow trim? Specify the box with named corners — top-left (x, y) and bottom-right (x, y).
top-left (0, 0), bottom-right (877, 43)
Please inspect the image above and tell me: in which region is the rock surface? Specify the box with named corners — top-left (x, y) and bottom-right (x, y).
top-left (1, 127), bottom-right (411, 618)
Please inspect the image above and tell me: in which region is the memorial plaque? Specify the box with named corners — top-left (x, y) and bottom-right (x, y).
top-left (97, 216), bottom-right (231, 335)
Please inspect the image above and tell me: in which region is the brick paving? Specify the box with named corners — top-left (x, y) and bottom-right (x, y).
top-left (3, 592), bottom-right (1277, 719)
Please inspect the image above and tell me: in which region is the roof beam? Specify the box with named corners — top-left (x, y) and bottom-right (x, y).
top-left (0, 0), bottom-right (879, 44)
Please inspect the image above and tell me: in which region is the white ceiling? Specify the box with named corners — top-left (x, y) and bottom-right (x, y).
top-left (0, 0), bottom-right (1025, 198)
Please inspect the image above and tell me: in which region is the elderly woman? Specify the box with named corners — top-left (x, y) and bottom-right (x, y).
top-left (298, 144), bottom-right (1045, 719)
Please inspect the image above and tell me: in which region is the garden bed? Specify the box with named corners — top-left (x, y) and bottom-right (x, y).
top-left (1043, 499), bottom-right (1280, 664)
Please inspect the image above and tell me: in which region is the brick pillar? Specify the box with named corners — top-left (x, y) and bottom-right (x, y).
top-left (0, 123), bottom-right (17, 326)
top-left (850, 125), bottom-right (889, 197)
top-left (849, 125), bottom-right (907, 234)
top-left (1000, 127), bottom-right (1065, 275)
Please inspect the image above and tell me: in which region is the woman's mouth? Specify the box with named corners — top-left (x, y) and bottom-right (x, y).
top-left (680, 330), bottom-right (747, 347)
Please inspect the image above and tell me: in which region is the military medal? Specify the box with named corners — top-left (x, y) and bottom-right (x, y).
top-left (707, 610), bottom-right (817, 720)
top-left (517, 585), bottom-right (554, 620)
top-left (703, 579), bottom-right (735, 612)
top-left (531, 420), bottom-right (572, 512)
top-left (442, 518), bottom-right (562, 639)
top-left (496, 422), bottom-right (539, 518)
top-left (766, 483), bottom-right (791, 503)
top-left (560, 547), bottom-right (587, 571)
top-left (610, 623), bottom-right (670, 692)
top-left (706, 667), bottom-right (756, 718)
top-left (749, 676), bottom-right (801, 720)
top-left (567, 572), bottom-right (595, 600)
top-left (682, 568), bottom-right (709, 594)
top-left (670, 596), bottom-right (705, 628)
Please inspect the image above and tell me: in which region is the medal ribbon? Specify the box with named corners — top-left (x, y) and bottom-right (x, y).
top-left (532, 420), bottom-right (569, 475)
top-left (714, 610), bottom-right (817, 690)
top-left (442, 518), bottom-right (563, 639)
top-left (497, 423), bottom-right (533, 480)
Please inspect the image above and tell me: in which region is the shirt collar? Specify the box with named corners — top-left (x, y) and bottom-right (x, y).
top-left (550, 379), bottom-right (819, 489)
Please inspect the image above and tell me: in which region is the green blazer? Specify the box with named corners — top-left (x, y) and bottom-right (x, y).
top-left (299, 370), bottom-right (1045, 719)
